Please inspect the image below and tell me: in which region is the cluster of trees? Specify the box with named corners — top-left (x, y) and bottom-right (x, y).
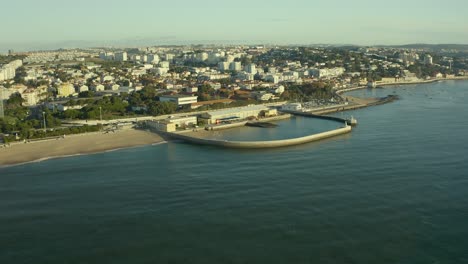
top-left (280, 82), bottom-right (335, 101)
top-left (0, 55), bottom-right (26, 64)
top-left (56, 87), bottom-right (179, 119)
top-left (57, 95), bottom-right (130, 120)
top-left (127, 87), bottom-right (176, 115)
top-left (407, 63), bottom-right (451, 78)
top-left (0, 94), bottom-right (62, 140)
top-left (2, 124), bottom-right (102, 143)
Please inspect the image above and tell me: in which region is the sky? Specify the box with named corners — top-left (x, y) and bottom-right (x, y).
top-left (1, 0), bottom-right (467, 52)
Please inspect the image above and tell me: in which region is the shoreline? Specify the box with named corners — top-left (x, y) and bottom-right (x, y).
top-left (312, 77), bottom-right (468, 115)
top-left (0, 129), bottom-right (164, 167)
top-left (2, 78), bottom-right (466, 167)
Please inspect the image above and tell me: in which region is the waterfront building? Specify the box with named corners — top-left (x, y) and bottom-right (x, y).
top-left (199, 105), bottom-right (275, 124)
top-left (147, 120), bottom-right (176, 132)
top-left (168, 116), bottom-right (198, 128)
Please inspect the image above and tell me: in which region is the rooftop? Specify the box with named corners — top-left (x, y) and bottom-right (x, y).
top-left (160, 94), bottom-right (198, 99)
top-left (204, 104), bottom-right (269, 116)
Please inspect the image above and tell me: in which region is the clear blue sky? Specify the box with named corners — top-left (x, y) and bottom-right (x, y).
top-left (1, 0), bottom-right (467, 51)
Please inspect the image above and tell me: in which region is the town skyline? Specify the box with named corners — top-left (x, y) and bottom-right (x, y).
top-left (1, 0), bottom-right (468, 53)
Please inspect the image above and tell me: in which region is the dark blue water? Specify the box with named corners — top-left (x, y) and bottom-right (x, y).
top-left (1, 80), bottom-right (468, 263)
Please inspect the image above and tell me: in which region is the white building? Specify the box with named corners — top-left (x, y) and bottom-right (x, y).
top-left (273, 85), bottom-right (285, 94)
top-left (159, 95), bottom-right (198, 106)
top-left (424, 54), bottom-right (433, 65)
top-left (197, 52), bottom-right (209, 61)
top-left (57, 83), bottom-right (76, 97)
top-left (168, 116), bottom-right (198, 127)
top-left (245, 64), bottom-right (257, 74)
top-left (399, 52), bottom-right (419, 65)
top-left (101, 75), bottom-right (114, 82)
top-left (159, 61), bottom-right (170, 68)
top-left (264, 74), bottom-right (280, 84)
top-left (218, 62), bottom-right (230, 72)
top-left (78, 85), bottom-right (89, 93)
top-left (229, 62), bottom-right (242, 71)
top-left (99, 52), bottom-right (114, 61)
top-left (153, 67), bottom-right (169, 75)
top-left (110, 84), bottom-right (120, 91)
top-left (115, 52), bottom-right (128, 62)
top-left (186, 87), bottom-right (198, 93)
top-left (252, 92), bottom-right (274, 101)
top-left (237, 72), bottom-right (255, 81)
top-left (225, 55), bottom-right (235, 63)
top-left (0, 59), bottom-right (22, 81)
top-left (282, 103), bottom-right (302, 111)
top-left (200, 105), bottom-right (276, 124)
top-left (21, 89), bottom-right (40, 106)
top-left (148, 54), bottom-right (160, 64)
top-left (91, 84), bottom-right (105, 92)
top-left (165, 54), bottom-right (175, 61)
top-left (147, 120), bottom-right (176, 132)
top-left (309, 67), bottom-right (345, 78)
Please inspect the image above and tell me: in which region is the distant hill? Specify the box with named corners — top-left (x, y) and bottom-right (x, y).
top-left (377, 44), bottom-right (468, 52)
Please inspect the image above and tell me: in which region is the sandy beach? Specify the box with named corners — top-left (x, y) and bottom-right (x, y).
top-left (0, 129), bottom-right (164, 166)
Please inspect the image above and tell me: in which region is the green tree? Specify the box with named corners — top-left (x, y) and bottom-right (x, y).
top-left (147, 101), bottom-right (177, 116)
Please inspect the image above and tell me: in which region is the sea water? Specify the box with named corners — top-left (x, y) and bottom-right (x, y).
top-left (1, 80), bottom-right (467, 263)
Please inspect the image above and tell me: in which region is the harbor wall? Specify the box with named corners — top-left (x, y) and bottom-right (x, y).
top-left (280, 110), bottom-right (348, 124)
top-left (206, 114), bottom-right (291, 131)
top-left (165, 125), bottom-right (351, 149)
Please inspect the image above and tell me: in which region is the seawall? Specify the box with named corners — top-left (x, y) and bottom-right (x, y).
top-left (206, 114), bottom-right (291, 131)
top-left (163, 125), bottom-right (351, 149)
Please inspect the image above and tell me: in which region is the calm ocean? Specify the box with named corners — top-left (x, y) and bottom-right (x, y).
top-left (1, 80), bottom-right (467, 263)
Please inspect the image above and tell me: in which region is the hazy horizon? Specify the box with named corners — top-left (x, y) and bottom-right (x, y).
top-left (1, 0), bottom-right (467, 52)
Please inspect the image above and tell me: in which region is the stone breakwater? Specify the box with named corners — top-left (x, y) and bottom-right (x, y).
top-left (162, 125), bottom-right (352, 149)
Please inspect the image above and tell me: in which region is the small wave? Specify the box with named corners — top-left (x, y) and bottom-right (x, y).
top-left (0, 153), bottom-right (84, 168)
top-left (152, 141), bottom-right (168, 146)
